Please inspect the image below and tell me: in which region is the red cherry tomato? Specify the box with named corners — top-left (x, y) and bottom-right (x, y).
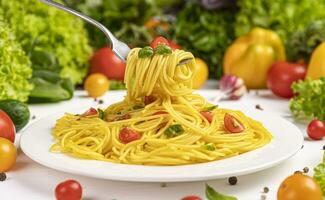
top-left (224, 113), bottom-right (244, 133)
top-left (168, 40), bottom-right (181, 50)
top-left (0, 110), bottom-right (16, 143)
top-left (200, 111), bottom-right (213, 123)
top-left (267, 61), bottom-right (306, 98)
top-left (119, 127), bottom-right (141, 144)
top-left (150, 36), bottom-right (169, 49)
top-left (90, 47), bottom-right (126, 81)
top-left (81, 108), bottom-right (98, 117)
top-left (144, 95), bottom-right (156, 105)
top-left (307, 119), bottom-right (325, 140)
top-left (181, 196), bottom-right (202, 200)
top-left (153, 111), bottom-right (168, 115)
top-left (55, 180), bottom-right (82, 200)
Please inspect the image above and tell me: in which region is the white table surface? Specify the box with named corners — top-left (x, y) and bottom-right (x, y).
top-left (1, 85), bottom-right (324, 200)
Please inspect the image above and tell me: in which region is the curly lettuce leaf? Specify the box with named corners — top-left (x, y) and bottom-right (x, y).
top-left (314, 152), bottom-right (325, 196)
top-left (175, 1), bottom-right (236, 78)
top-left (290, 78), bottom-right (325, 120)
top-left (235, 0), bottom-right (325, 44)
top-left (286, 20), bottom-right (325, 62)
top-left (0, 0), bottom-right (92, 85)
top-left (0, 18), bottom-right (33, 102)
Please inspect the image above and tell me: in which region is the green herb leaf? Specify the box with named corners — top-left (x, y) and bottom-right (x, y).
top-left (313, 151), bottom-right (325, 196)
top-left (133, 104), bottom-right (144, 110)
top-left (206, 184), bottom-right (237, 200)
top-left (203, 144), bottom-right (216, 151)
top-left (155, 44), bottom-right (172, 55)
top-left (28, 70), bottom-right (73, 103)
top-left (138, 46), bottom-right (154, 58)
top-left (164, 124), bottom-right (184, 138)
top-left (205, 105), bottom-right (218, 111)
top-left (98, 109), bottom-right (105, 120)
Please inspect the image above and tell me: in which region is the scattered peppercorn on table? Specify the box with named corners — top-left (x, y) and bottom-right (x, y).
top-left (1, 85), bottom-right (323, 200)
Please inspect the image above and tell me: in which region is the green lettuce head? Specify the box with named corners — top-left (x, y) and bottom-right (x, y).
top-left (0, 0), bottom-right (92, 85)
top-left (0, 19), bottom-right (33, 102)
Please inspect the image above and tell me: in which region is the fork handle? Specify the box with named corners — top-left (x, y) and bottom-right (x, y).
top-left (38, 0), bottom-right (117, 53)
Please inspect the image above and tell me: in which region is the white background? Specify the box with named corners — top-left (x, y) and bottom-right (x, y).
top-left (1, 85), bottom-right (324, 200)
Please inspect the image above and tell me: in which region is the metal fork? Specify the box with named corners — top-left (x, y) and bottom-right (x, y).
top-left (38, 0), bottom-right (130, 61)
top-left (38, 0), bottom-right (192, 65)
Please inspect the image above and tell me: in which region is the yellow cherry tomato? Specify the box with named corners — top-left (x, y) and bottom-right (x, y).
top-left (192, 58), bottom-right (209, 89)
top-left (277, 173), bottom-right (323, 200)
top-left (0, 137), bottom-right (17, 172)
top-left (84, 73), bottom-right (110, 98)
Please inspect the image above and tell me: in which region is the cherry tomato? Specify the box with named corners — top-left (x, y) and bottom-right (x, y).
top-left (192, 58), bottom-right (209, 89)
top-left (267, 61), bottom-right (306, 98)
top-left (150, 36), bottom-right (169, 49)
top-left (200, 111), bottom-right (213, 123)
top-left (119, 127), bottom-right (141, 144)
top-left (307, 119), bottom-right (325, 140)
top-left (277, 173), bottom-right (322, 200)
top-left (55, 179), bottom-right (82, 200)
top-left (0, 110), bottom-right (15, 143)
top-left (90, 47), bottom-right (126, 80)
top-left (168, 40), bottom-right (181, 50)
top-left (181, 196), bottom-right (202, 200)
top-left (224, 113), bottom-right (244, 133)
top-left (84, 73), bottom-right (109, 98)
top-left (81, 108), bottom-right (98, 117)
top-left (0, 137), bottom-right (17, 172)
top-left (144, 95), bottom-right (156, 105)
top-left (153, 111), bottom-right (168, 115)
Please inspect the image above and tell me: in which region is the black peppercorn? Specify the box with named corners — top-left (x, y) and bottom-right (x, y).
top-left (98, 99), bottom-right (104, 104)
top-left (263, 187), bottom-right (269, 193)
top-left (255, 104), bottom-right (264, 110)
top-left (323, 145), bottom-right (325, 150)
top-left (303, 167), bottom-right (309, 173)
top-left (228, 176), bottom-right (237, 185)
top-left (0, 173), bottom-right (6, 181)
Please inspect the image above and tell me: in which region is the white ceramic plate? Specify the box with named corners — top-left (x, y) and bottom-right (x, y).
top-left (20, 91), bottom-right (303, 182)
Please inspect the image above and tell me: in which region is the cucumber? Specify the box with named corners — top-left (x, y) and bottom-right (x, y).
top-left (0, 99), bottom-right (30, 132)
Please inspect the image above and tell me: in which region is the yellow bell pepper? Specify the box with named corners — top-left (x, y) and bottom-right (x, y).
top-left (223, 27), bottom-right (286, 89)
top-left (306, 42), bottom-right (325, 79)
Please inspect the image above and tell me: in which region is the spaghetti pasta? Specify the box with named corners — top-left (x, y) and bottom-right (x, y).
top-left (51, 46), bottom-right (272, 166)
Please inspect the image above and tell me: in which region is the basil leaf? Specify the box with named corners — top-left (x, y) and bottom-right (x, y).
top-left (206, 184), bottom-right (237, 200)
top-left (28, 70), bottom-right (73, 103)
top-left (164, 124), bottom-right (184, 138)
top-left (138, 46), bottom-right (154, 58)
top-left (155, 44), bottom-right (172, 55)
